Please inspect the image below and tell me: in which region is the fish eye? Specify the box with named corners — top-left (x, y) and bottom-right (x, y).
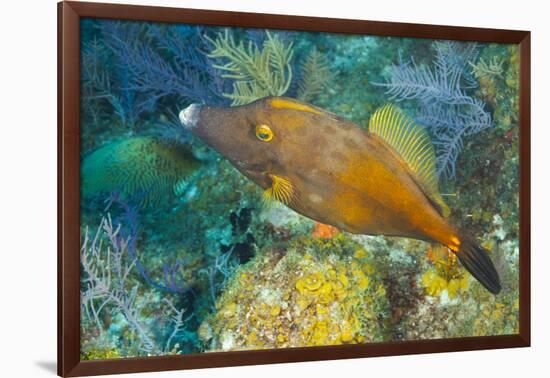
top-left (255, 124), bottom-right (274, 142)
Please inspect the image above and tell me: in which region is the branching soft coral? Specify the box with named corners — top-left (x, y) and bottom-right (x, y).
top-left (374, 41), bottom-right (493, 179)
top-left (297, 48), bottom-right (334, 102)
top-left (81, 37), bottom-right (154, 128)
top-left (99, 21), bottom-right (228, 107)
top-left (206, 30), bottom-right (294, 105)
top-left (80, 215), bottom-right (191, 357)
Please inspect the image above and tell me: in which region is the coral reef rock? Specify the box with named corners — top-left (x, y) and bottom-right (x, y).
top-left (199, 236), bottom-right (390, 351)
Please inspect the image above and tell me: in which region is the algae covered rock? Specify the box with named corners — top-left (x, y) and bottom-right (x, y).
top-left (398, 237), bottom-right (519, 340)
top-left (199, 235), bottom-right (390, 351)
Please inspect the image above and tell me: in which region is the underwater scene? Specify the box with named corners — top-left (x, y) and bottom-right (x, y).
top-left (79, 19), bottom-right (520, 359)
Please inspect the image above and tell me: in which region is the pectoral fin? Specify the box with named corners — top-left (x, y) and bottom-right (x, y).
top-left (262, 174), bottom-right (295, 207)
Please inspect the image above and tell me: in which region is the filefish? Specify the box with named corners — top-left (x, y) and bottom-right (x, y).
top-left (179, 97), bottom-right (501, 294)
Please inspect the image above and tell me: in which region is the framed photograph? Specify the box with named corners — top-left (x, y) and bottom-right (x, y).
top-left (58, 1), bottom-right (530, 376)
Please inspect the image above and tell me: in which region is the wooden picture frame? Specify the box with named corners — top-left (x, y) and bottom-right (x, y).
top-left (58, 1), bottom-right (531, 376)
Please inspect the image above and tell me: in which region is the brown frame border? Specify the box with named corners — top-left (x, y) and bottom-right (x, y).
top-left (58, 1), bottom-right (531, 376)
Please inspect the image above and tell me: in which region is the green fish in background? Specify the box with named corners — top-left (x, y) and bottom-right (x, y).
top-left (178, 96), bottom-right (501, 294)
top-left (81, 136), bottom-right (200, 207)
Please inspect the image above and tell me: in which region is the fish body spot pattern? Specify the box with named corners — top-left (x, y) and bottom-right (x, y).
top-left (180, 97), bottom-right (501, 294)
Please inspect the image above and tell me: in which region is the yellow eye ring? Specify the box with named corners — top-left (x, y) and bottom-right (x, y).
top-left (255, 124), bottom-right (274, 142)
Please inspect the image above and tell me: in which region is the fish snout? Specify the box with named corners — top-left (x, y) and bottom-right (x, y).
top-left (179, 103), bottom-right (202, 130)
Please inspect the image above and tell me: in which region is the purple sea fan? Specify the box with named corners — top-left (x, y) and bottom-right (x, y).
top-left (99, 20), bottom-right (229, 107)
top-left (374, 41), bottom-right (492, 179)
top-left (81, 36), bottom-right (157, 128)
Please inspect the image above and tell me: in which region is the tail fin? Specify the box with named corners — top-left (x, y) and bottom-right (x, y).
top-left (455, 235), bottom-right (501, 294)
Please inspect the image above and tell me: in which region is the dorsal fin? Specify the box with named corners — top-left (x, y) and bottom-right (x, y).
top-left (369, 104), bottom-right (450, 217)
top-left (269, 97), bottom-right (323, 115)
